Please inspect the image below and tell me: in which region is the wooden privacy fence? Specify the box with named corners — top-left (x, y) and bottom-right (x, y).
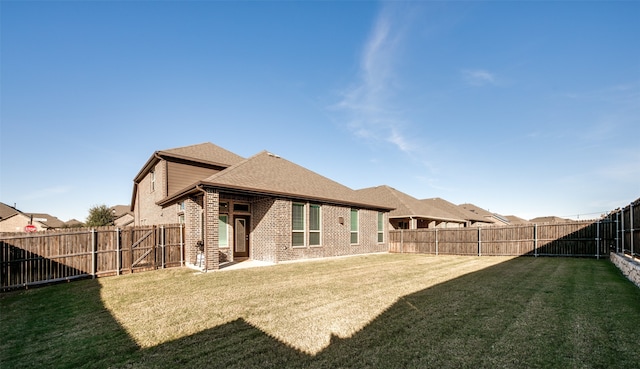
top-left (0, 224), bottom-right (184, 291)
top-left (602, 198), bottom-right (640, 259)
top-left (389, 220), bottom-right (615, 258)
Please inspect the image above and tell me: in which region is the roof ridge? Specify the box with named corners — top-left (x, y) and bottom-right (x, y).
top-left (160, 142), bottom-right (211, 153)
top-left (201, 150), bottom-right (267, 182)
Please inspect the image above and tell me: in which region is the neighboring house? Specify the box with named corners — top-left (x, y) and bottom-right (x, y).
top-left (131, 143), bottom-right (392, 271)
top-left (505, 215), bottom-right (530, 225)
top-left (65, 219), bottom-right (85, 228)
top-left (0, 203), bottom-right (66, 233)
top-left (110, 205), bottom-right (134, 227)
top-left (458, 203), bottom-right (511, 226)
top-left (421, 198), bottom-right (492, 227)
top-left (529, 216), bottom-right (571, 224)
top-left (0, 202), bottom-right (20, 221)
top-left (357, 186), bottom-right (467, 229)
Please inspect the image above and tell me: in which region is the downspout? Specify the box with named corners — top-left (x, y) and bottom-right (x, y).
top-left (196, 184), bottom-right (208, 272)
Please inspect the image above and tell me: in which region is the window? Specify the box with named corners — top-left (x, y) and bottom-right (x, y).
top-left (397, 221), bottom-right (409, 230)
top-left (291, 203), bottom-right (322, 247)
top-left (292, 203), bottom-right (305, 247)
top-left (177, 201), bottom-right (185, 224)
top-left (377, 212), bottom-right (384, 243)
top-left (350, 209), bottom-right (359, 244)
top-left (219, 214), bottom-right (229, 248)
top-left (233, 203), bottom-right (250, 213)
top-left (150, 170), bottom-right (155, 192)
top-left (309, 204), bottom-right (321, 246)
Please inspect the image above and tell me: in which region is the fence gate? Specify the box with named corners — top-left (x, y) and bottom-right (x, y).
top-left (124, 227), bottom-right (157, 272)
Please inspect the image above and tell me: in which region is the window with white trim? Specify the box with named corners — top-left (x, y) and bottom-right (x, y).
top-left (350, 208), bottom-right (359, 244)
top-left (150, 169), bottom-right (155, 192)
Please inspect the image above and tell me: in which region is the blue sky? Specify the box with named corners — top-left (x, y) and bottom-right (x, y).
top-left (1, 1), bottom-right (639, 222)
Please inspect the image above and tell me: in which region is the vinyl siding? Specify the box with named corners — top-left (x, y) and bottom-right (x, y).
top-left (166, 161), bottom-right (224, 196)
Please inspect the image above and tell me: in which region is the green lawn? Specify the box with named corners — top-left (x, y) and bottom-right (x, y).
top-left (2, 254), bottom-right (639, 368)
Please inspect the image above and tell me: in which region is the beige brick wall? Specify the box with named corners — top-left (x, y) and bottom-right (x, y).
top-left (134, 161), bottom-right (183, 226)
top-left (203, 188), bottom-right (220, 270)
top-left (252, 198), bottom-right (287, 263)
top-left (251, 198), bottom-right (388, 263)
top-left (182, 191), bottom-right (389, 269)
top-left (0, 214), bottom-right (47, 233)
top-left (184, 195), bottom-right (203, 268)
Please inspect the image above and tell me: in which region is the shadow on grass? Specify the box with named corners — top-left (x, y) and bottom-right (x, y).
top-left (3, 257), bottom-right (640, 369)
top-left (0, 279), bottom-right (139, 369)
top-left (122, 257), bottom-right (640, 369)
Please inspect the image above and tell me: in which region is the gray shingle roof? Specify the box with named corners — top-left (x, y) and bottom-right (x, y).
top-left (357, 186), bottom-right (466, 222)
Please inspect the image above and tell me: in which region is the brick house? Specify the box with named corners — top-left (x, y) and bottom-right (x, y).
top-left (0, 202), bottom-right (67, 233)
top-left (357, 186), bottom-right (470, 229)
top-left (131, 143), bottom-right (392, 271)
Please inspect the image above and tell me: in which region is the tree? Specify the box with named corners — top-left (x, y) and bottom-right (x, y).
top-left (85, 204), bottom-right (114, 227)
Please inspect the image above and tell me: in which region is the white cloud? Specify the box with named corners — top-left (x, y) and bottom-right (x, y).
top-left (462, 69), bottom-right (497, 86)
top-left (332, 4), bottom-right (415, 155)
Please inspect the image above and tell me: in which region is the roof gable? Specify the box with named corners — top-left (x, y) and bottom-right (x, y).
top-left (421, 198), bottom-right (488, 223)
top-left (357, 186), bottom-right (465, 222)
top-left (134, 142), bottom-right (244, 183)
top-left (25, 213), bottom-right (66, 228)
top-left (505, 215), bottom-right (529, 224)
top-left (132, 142), bottom-right (245, 209)
top-left (459, 203), bottom-right (510, 225)
top-left (529, 216), bottom-right (571, 224)
top-left (197, 151), bottom-right (391, 209)
top-left (110, 205), bottom-right (132, 219)
top-left (159, 142), bottom-right (245, 167)
top-left (0, 202), bottom-right (20, 220)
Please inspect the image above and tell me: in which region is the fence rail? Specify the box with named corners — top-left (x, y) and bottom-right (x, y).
top-left (389, 220), bottom-right (614, 258)
top-left (604, 198), bottom-right (640, 259)
top-left (0, 224), bottom-right (184, 291)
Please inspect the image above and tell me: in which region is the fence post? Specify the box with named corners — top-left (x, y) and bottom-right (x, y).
top-left (91, 229), bottom-right (97, 279)
top-left (534, 224), bottom-right (538, 257)
top-left (620, 208), bottom-right (624, 254)
top-left (616, 212), bottom-right (620, 254)
top-left (116, 228), bottom-right (121, 276)
top-left (631, 203), bottom-right (635, 258)
top-left (400, 229), bottom-right (404, 253)
top-left (596, 220), bottom-right (600, 260)
top-left (478, 227), bottom-right (482, 257)
top-left (435, 229), bottom-right (438, 256)
top-left (160, 225), bottom-right (165, 269)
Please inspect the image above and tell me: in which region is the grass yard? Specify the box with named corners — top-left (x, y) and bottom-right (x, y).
top-left (2, 253), bottom-right (640, 368)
